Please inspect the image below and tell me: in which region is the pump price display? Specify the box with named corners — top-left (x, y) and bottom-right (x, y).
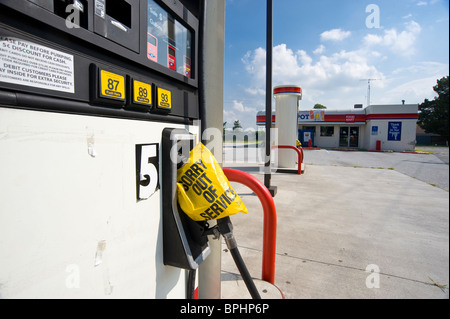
top-left (133, 80), bottom-right (152, 106)
top-left (100, 70), bottom-right (125, 101)
top-left (157, 87), bottom-right (172, 109)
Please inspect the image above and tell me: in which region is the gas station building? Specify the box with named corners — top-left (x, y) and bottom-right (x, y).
top-left (257, 104), bottom-right (419, 152)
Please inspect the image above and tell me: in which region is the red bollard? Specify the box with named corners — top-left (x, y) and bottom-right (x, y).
top-left (272, 145), bottom-right (303, 175)
top-left (223, 168), bottom-right (277, 284)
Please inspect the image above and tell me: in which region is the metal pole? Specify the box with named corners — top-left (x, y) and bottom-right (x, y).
top-left (264, 0), bottom-right (276, 196)
top-left (197, 0), bottom-right (224, 300)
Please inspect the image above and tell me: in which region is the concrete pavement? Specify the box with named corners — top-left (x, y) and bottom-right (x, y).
top-left (303, 148), bottom-right (449, 192)
top-left (221, 150), bottom-right (449, 299)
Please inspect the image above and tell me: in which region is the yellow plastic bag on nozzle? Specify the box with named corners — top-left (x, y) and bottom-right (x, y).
top-left (177, 143), bottom-right (248, 221)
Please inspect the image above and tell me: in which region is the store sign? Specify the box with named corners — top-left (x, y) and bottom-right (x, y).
top-left (299, 110), bottom-right (325, 122)
top-left (372, 126), bottom-right (379, 136)
top-left (388, 122), bottom-right (402, 141)
top-left (346, 115), bottom-right (356, 123)
top-left (304, 132), bottom-right (312, 142)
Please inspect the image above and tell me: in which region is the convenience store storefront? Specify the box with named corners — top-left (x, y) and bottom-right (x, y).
top-left (257, 104), bottom-right (419, 152)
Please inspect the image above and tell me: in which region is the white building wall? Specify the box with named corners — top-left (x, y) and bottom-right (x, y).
top-left (314, 124), bottom-right (366, 149)
top-left (366, 104), bottom-right (418, 115)
top-left (273, 104), bottom-right (419, 151)
top-left (362, 123), bottom-right (374, 150)
top-left (367, 119), bottom-right (418, 152)
top-left (357, 125), bottom-right (366, 149)
top-left (366, 104), bottom-right (419, 152)
top-left (314, 125), bottom-right (340, 148)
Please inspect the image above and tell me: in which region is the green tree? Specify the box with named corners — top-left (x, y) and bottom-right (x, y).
top-left (418, 76), bottom-right (449, 139)
top-left (233, 120), bottom-right (242, 131)
top-left (313, 104), bottom-right (327, 109)
top-left (223, 122), bottom-right (227, 141)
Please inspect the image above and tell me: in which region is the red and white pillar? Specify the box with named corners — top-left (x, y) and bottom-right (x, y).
top-left (274, 85), bottom-right (302, 168)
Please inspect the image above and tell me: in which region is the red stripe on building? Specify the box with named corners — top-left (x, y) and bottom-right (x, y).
top-left (273, 87), bottom-right (302, 95)
top-left (257, 115), bottom-right (276, 123)
top-left (256, 113), bottom-right (418, 124)
top-left (366, 113), bottom-right (419, 120)
top-left (324, 114), bottom-right (367, 123)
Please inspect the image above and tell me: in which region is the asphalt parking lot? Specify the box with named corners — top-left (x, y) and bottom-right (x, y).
top-left (303, 147), bottom-right (449, 192)
top-left (223, 145), bottom-right (449, 191)
top-left (221, 146), bottom-right (449, 299)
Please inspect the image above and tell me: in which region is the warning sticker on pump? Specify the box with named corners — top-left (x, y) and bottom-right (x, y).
top-left (0, 36), bottom-right (75, 93)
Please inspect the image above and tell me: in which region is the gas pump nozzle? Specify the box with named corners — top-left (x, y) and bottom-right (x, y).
top-left (172, 138), bottom-right (260, 299)
top-left (217, 217), bottom-right (262, 299)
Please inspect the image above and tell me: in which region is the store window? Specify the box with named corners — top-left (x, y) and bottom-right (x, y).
top-left (303, 126), bottom-right (316, 133)
top-left (320, 126), bottom-right (334, 137)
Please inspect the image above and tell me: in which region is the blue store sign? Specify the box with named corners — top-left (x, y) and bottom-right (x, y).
top-left (388, 122), bottom-right (402, 141)
top-left (372, 126), bottom-right (379, 136)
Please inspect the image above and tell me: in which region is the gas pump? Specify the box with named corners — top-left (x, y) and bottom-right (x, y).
top-left (0, 0), bottom-right (221, 299)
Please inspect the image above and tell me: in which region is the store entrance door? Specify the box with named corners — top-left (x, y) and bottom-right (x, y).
top-left (339, 127), bottom-right (360, 148)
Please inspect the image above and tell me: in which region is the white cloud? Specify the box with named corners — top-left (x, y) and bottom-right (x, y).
top-left (379, 76), bottom-right (440, 104)
top-left (232, 100), bottom-right (257, 113)
top-left (223, 108), bottom-right (237, 124)
top-left (387, 61), bottom-right (449, 103)
top-left (223, 101), bottom-right (259, 130)
top-left (363, 21), bottom-right (422, 56)
top-left (242, 43), bottom-right (385, 108)
top-left (313, 44), bottom-right (325, 55)
top-left (242, 48), bottom-right (266, 85)
top-left (417, 0), bottom-right (441, 5)
top-left (238, 18), bottom-right (442, 114)
top-left (245, 87), bottom-right (266, 96)
top-left (320, 29), bottom-right (351, 42)
top-left (406, 20), bottom-right (422, 33)
top-left (392, 61), bottom-right (449, 76)
top-left (244, 44), bottom-right (383, 87)
top-left (364, 33), bottom-right (383, 46)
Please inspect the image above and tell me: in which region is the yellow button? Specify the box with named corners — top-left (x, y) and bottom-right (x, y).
top-left (133, 80), bottom-right (152, 106)
top-left (100, 70), bottom-right (125, 100)
top-left (157, 87), bottom-right (172, 109)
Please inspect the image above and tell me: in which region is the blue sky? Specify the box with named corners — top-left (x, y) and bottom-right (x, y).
top-left (223, 0), bottom-right (450, 130)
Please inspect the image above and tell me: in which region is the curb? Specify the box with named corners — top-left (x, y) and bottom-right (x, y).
top-left (367, 149), bottom-right (395, 153)
top-left (400, 151), bottom-right (432, 154)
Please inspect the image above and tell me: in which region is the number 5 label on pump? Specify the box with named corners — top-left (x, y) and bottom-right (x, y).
top-left (136, 144), bottom-right (160, 200)
top-left (100, 70), bottom-right (125, 101)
